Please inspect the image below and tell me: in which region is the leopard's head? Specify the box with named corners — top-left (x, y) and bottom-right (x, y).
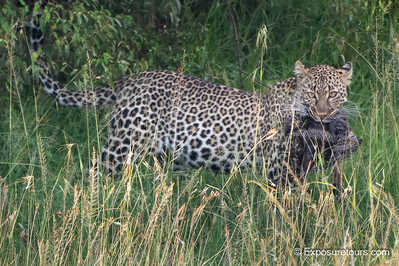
top-left (294, 61), bottom-right (352, 122)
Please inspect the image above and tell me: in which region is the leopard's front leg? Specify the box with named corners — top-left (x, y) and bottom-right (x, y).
top-left (266, 129), bottom-right (293, 187)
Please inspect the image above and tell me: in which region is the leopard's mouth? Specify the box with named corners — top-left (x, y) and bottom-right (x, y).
top-left (309, 107), bottom-right (338, 123)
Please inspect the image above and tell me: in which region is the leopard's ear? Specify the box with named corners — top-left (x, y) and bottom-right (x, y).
top-left (293, 60), bottom-right (308, 78)
top-left (338, 62), bottom-right (352, 86)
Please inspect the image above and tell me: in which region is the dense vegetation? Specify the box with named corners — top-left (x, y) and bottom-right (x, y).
top-left (1, 0), bottom-right (398, 264)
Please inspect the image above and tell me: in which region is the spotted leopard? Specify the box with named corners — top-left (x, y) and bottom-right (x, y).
top-left (29, 12), bottom-right (357, 188)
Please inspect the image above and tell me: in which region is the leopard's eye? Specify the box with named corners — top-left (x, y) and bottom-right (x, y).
top-left (329, 91), bottom-right (338, 98)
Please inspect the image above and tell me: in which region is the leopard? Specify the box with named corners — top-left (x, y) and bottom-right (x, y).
top-left (28, 11), bottom-right (357, 190)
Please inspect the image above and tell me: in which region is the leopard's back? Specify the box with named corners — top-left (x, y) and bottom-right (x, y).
top-left (103, 70), bottom-right (270, 173)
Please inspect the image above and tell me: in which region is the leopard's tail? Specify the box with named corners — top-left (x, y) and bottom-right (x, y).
top-left (29, 3), bottom-right (117, 107)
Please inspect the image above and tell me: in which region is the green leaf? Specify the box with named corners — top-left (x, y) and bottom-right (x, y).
top-left (1, 21), bottom-right (10, 32)
top-left (103, 53), bottom-right (111, 64)
top-left (32, 51), bottom-right (39, 63)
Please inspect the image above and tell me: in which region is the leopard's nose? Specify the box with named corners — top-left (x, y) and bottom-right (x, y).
top-left (317, 112), bottom-right (328, 121)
